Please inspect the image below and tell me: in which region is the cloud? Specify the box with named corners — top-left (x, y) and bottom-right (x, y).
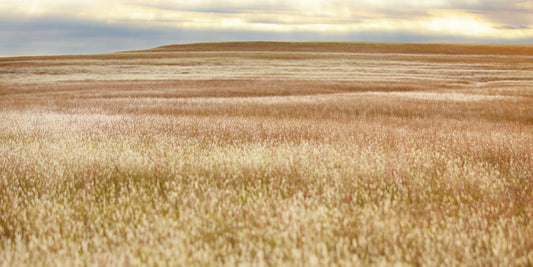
top-left (448, 0), bottom-right (533, 28)
top-left (3, 0), bottom-right (533, 30)
top-left (497, 25), bottom-right (531, 30)
top-left (0, 17), bottom-right (168, 56)
top-left (128, 0), bottom-right (295, 14)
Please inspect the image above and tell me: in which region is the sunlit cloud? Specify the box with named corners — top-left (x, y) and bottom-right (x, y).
top-left (4, 0), bottom-right (533, 34)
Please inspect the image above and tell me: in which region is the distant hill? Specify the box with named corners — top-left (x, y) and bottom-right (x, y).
top-left (3, 42), bottom-right (533, 61)
top-left (141, 41), bottom-right (533, 56)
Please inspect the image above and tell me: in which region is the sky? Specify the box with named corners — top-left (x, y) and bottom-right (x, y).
top-left (1, 0), bottom-right (533, 56)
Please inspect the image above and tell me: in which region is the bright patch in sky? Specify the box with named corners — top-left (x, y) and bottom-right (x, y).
top-left (426, 13), bottom-right (497, 36)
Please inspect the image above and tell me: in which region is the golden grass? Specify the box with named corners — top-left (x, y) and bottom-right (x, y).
top-left (1, 42), bottom-right (532, 266)
top-left (149, 41), bottom-right (533, 56)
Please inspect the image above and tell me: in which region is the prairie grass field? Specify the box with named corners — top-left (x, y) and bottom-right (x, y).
top-left (1, 42), bottom-right (533, 266)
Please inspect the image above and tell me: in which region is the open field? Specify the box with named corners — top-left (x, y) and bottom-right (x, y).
top-left (1, 42), bottom-right (533, 266)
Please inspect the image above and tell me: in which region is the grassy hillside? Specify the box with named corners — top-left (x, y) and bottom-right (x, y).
top-left (149, 41), bottom-right (533, 55)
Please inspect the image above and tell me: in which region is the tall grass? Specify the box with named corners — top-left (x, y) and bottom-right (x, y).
top-left (1, 42), bottom-right (532, 266)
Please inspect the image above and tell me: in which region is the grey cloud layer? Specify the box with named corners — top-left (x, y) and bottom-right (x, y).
top-left (453, 0), bottom-right (533, 28)
top-left (2, 16), bottom-right (533, 57)
top-left (127, 0), bottom-right (533, 27)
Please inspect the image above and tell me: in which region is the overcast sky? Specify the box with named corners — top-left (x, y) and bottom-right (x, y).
top-left (1, 0), bottom-right (533, 56)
